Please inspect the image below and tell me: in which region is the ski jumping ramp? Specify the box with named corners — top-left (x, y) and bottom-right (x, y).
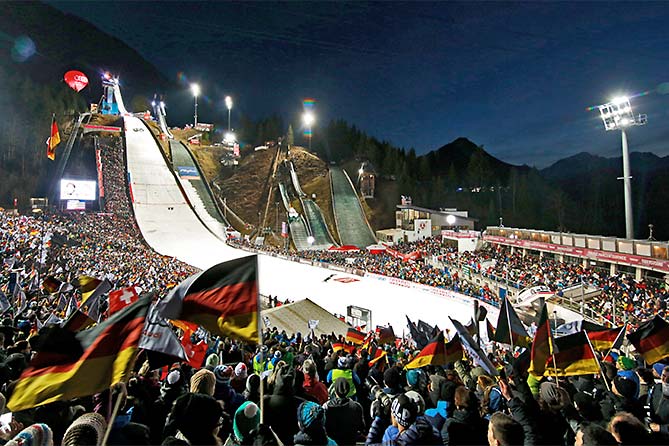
top-left (124, 115), bottom-right (498, 331)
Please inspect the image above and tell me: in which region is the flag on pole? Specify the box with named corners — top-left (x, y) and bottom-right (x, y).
top-left (331, 342), bottom-right (344, 353)
top-left (377, 325), bottom-right (395, 345)
top-left (156, 256), bottom-right (259, 343)
top-left (62, 309), bottom-right (96, 333)
top-left (7, 296), bottom-right (150, 412)
top-left (407, 316), bottom-right (428, 349)
top-left (492, 296), bottom-right (530, 347)
top-left (544, 331), bottom-right (600, 377)
top-left (405, 331), bottom-right (446, 369)
top-left (108, 286), bottom-right (139, 315)
top-left (450, 317), bottom-right (498, 376)
top-left (346, 328), bottom-right (365, 345)
top-left (139, 305), bottom-right (187, 369)
top-left (528, 303), bottom-right (552, 377)
top-left (369, 347), bottom-right (387, 366)
top-left (587, 326), bottom-right (626, 353)
top-left (627, 316), bottom-right (669, 364)
top-left (445, 334), bottom-right (465, 364)
top-left (46, 114), bottom-right (61, 161)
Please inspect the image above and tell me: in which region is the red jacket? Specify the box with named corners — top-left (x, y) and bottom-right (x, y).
top-left (303, 374), bottom-right (329, 405)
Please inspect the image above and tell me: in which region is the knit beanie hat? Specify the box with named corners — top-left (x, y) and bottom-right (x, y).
top-left (170, 393), bottom-right (222, 443)
top-left (297, 401), bottom-right (326, 431)
top-left (617, 356), bottom-right (635, 371)
top-left (404, 390), bottom-right (425, 414)
top-left (214, 365), bottom-right (233, 384)
top-left (62, 413), bottom-right (107, 446)
top-left (405, 369), bottom-right (420, 387)
top-left (5, 423), bottom-right (53, 446)
top-left (205, 354), bottom-right (219, 369)
top-left (614, 376), bottom-right (636, 399)
top-left (235, 362), bottom-right (248, 379)
top-left (166, 369), bottom-right (183, 388)
top-left (540, 382), bottom-right (562, 407)
top-left (391, 394), bottom-right (417, 428)
top-left (233, 402), bottom-right (260, 442)
top-left (334, 377), bottom-right (350, 397)
top-left (190, 368), bottom-right (216, 396)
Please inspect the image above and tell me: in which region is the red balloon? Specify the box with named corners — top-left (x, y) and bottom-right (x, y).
top-left (64, 70), bottom-right (88, 92)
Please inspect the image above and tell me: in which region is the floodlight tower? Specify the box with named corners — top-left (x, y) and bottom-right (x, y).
top-left (191, 83), bottom-right (200, 127)
top-left (597, 96), bottom-right (647, 239)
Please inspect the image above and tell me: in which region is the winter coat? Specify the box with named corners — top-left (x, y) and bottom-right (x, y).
top-left (365, 416), bottom-right (389, 446)
top-left (303, 374), bottom-right (329, 405)
top-left (651, 383), bottom-right (669, 442)
top-left (263, 371), bottom-right (306, 446)
top-left (394, 416), bottom-right (441, 446)
top-left (599, 391), bottom-right (645, 422)
top-left (440, 408), bottom-right (487, 445)
top-left (323, 396), bottom-right (365, 446)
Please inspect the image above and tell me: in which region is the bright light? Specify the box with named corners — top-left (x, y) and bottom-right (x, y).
top-left (303, 111), bottom-right (315, 126)
top-left (446, 215), bottom-right (456, 225)
top-left (358, 167), bottom-right (364, 176)
top-left (224, 132), bottom-right (236, 143)
top-left (225, 96), bottom-right (233, 110)
top-left (307, 236), bottom-right (315, 245)
top-left (612, 96), bottom-right (629, 105)
top-left (191, 83), bottom-right (200, 97)
top-left (620, 117), bottom-right (630, 126)
top-left (160, 101), bottom-right (165, 107)
top-left (151, 101), bottom-right (156, 107)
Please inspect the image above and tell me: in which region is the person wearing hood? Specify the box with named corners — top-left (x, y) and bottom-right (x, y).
top-left (243, 374), bottom-right (261, 406)
top-left (649, 364), bottom-right (669, 443)
top-left (263, 366), bottom-right (306, 445)
top-left (164, 393), bottom-right (223, 445)
top-left (294, 401), bottom-right (337, 446)
top-left (323, 377), bottom-right (365, 445)
top-left (302, 359), bottom-right (328, 405)
top-left (440, 386), bottom-right (487, 445)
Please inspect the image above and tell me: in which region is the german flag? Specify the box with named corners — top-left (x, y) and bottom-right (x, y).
top-left (628, 316), bottom-right (669, 364)
top-left (62, 309), bottom-right (96, 333)
top-left (361, 333), bottom-right (374, 351)
top-left (7, 296), bottom-right (150, 412)
top-left (42, 276), bottom-right (62, 295)
top-left (492, 296), bottom-right (530, 347)
top-left (46, 114), bottom-right (61, 161)
top-left (528, 304), bottom-right (553, 377)
top-left (77, 276), bottom-right (102, 303)
top-left (544, 331), bottom-right (599, 377)
top-left (346, 328), bottom-right (365, 345)
top-left (332, 342), bottom-right (345, 353)
top-left (343, 344), bottom-right (356, 354)
top-left (587, 325), bottom-right (626, 353)
top-left (377, 325), bottom-right (395, 345)
top-left (156, 256), bottom-right (258, 343)
top-left (405, 332), bottom-right (446, 369)
top-left (369, 347), bottom-right (387, 366)
top-left (444, 333), bottom-right (464, 364)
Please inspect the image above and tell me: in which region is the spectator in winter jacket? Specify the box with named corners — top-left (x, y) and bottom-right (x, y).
top-left (323, 378), bottom-right (365, 446)
top-left (487, 412), bottom-right (524, 446)
top-left (600, 376), bottom-right (645, 422)
top-left (263, 367), bottom-right (306, 445)
top-left (302, 359), bottom-right (329, 405)
top-left (649, 365), bottom-right (669, 443)
top-left (441, 386), bottom-right (487, 445)
top-left (294, 401), bottom-right (337, 446)
top-left (386, 393), bottom-right (440, 446)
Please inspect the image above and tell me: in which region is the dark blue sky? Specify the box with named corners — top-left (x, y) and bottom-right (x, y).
top-left (50, 1), bottom-right (669, 167)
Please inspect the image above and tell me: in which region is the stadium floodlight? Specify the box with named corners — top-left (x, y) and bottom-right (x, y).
top-left (224, 132), bottom-right (236, 144)
top-left (446, 215), bottom-right (456, 226)
top-left (596, 95), bottom-right (647, 239)
top-left (303, 111), bottom-right (315, 150)
top-left (225, 96), bottom-right (233, 131)
top-left (191, 84), bottom-right (200, 127)
top-left (307, 235), bottom-right (315, 245)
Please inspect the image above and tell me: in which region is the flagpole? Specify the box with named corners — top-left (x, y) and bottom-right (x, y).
top-left (585, 329), bottom-right (611, 392)
top-left (505, 296), bottom-right (515, 354)
top-left (255, 255), bottom-right (265, 424)
top-left (101, 389), bottom-right (124, 446)
top-left (551, 310), bottom-right (560, 388)
top-left (602, 324), bottom-right (627, 362)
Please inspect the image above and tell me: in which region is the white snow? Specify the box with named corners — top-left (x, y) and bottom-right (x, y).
top-left (124, 115), bottom-right (498, 333)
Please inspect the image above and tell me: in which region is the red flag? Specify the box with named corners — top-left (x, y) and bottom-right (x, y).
top-left (181, 336), bottom-right (207, 368)
top-left (108, 286), bottom-right (139, 315)
top-left (46, 115), bottom-right (61, 161)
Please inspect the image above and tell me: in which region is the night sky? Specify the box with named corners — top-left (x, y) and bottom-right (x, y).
top-left (49, 1), bottom-right (669, 167)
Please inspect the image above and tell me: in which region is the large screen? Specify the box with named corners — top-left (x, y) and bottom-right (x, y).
top-left (60, 179), bottom-right (97, 201)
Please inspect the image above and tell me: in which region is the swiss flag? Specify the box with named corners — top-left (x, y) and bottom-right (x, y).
top-left (181, 336), bottom-right (208, 368)
top-left (108, 286), bottom-right (139, 315)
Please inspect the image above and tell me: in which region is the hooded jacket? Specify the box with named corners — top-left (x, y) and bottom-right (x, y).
top-left (323, 396), bottom-right (365, 446)
top-left (440, 407), bottom-right (487, 445)
top-left (263, 370), bottom-right (306, 445)
top-left (394, 416), bottom-right (441, 446)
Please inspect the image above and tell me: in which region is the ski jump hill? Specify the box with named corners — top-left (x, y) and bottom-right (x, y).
top-left (123, 115), bottom-right (499, 331)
